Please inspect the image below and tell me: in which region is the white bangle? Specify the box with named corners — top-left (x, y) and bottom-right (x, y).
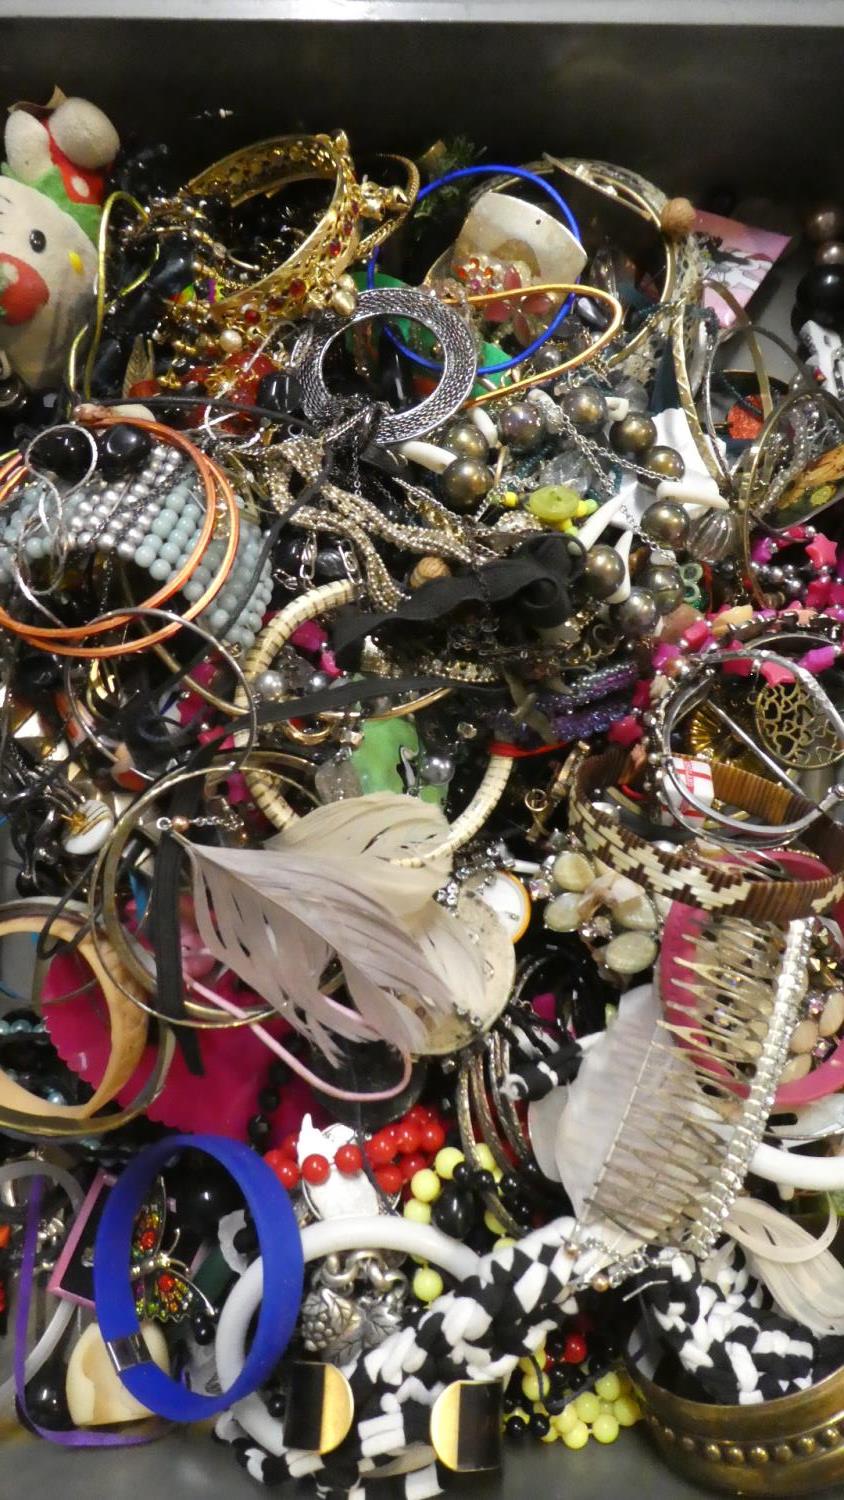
top-left (0, 1159), bottom-right (83, 1413)
top-left (750, 1140), bottom-right (844, 1192)
top-left (214, 1217), bottom-right (480, 1455)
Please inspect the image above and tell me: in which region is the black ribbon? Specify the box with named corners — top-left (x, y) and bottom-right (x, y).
top-left (331, 534), bottom-right (585, 668)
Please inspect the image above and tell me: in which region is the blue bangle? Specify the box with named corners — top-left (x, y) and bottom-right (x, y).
top-left (94, 1134), bottom-right (303, 1421)
top-left (366, 163), bottom-right (582, 377)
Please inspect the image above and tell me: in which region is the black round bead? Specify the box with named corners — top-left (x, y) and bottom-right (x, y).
top-left (266, 1390), bottom-right (286, 1419)
top-left (257, 370), bottom-right (301, 415)
top-left (247, 1113), bottom-right (271, 1148)
top-left (529, 1413), bottom-right (551, 1438)
top-left (431, 1184), bottom-right (478, 1240)
top-left (505, 1415), bottom-right (528, 1442)
top-left (471, 1169), bottom-right (495, 1194)
top-left (545, 1397), bottom-right (567, 1416)
top-left (499, 1172), bottom-right (522, 1201)
top-left (502, 1392), bottom-right (519, 1414)
top-left (0, 374), bottom-right (27, 413)
top-left (16, 651), bottom-right (62, 699)
top-left (795, 264), bottom-right (844, 330)
top-left (174, 1151), bottom-right (242, 1233)
top-left (98, 422), bottom-right (153, 478)
top-left (191, 1313), bottom-right (216, 1345)
top-left (451, 1160), bottom-right (472, 1187)
top-left (258, 1087), bottom-right (280, 1114)
top-left (22, 1366), bottom-right (72, 1429)
top-left (149, 235), bottom-right (196, 297)
top-left (315, 543), bottom-right (353, 583)
top-left (268, 1060), bottom-right (290, 1088)
top-left (30, 426), bottom-right (92, 484)
top-left (548, 1369), bottom-right (569, 1398)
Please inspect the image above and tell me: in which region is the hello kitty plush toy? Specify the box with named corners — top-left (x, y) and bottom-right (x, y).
top-left (0, 93), bottom-right (119, 396)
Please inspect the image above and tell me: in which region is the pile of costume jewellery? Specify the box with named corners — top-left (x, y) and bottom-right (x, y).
top-left (1, 91), bottom-right (844, 1498)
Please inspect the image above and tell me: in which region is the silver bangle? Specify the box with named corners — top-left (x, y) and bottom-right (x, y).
top-left (294, 287), bottom-right (478, 446)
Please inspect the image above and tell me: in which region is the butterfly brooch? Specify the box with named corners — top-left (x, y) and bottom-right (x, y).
top-left (131, 1177), bottom-right (213, 1325)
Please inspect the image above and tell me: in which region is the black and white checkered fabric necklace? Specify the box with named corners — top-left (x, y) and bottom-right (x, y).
top-left (634, 1240), bottom-right (844, 1406)
top-left (216, 1218), bottom-right (602, 1497)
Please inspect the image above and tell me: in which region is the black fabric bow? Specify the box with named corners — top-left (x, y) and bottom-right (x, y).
top-left (331, 533), bottom-right (585, 668)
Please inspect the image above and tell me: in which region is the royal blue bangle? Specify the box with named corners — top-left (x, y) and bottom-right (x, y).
top-left (366, 163), bottom-right (582, 377)
top-left (94, 1133), bottom-right (303, 1422)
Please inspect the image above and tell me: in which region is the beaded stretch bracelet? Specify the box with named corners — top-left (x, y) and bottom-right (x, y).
top-left (0, 417), bottom-right (243, 658)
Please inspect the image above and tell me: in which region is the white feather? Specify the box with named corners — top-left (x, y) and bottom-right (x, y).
top-left (725, 1197), bottom-right (844, 1337)
top-left (184, 794), bottom-right (484, 1058)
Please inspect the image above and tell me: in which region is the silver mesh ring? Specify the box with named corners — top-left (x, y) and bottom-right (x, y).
top-left (295, 287), bottom-right (478, 447)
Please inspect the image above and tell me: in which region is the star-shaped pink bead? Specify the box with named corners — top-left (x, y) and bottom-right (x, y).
top-left (806, 533), bottom-right (838, 570)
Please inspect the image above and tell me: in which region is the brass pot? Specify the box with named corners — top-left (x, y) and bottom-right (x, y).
top-left (627, 1353), bottom-right (844, 1495)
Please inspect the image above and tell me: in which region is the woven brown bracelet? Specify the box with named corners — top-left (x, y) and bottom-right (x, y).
top-left (569, 746), bottom-right (844, 921)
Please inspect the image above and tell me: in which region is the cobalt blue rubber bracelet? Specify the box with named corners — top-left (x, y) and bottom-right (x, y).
top-left (94, 1133), bottom-right (303, 1421)
top-left (366, 162), bottom-right (582, 376)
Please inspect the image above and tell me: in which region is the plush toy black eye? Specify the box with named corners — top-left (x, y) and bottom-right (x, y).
top-left (29, 230), bottom-right (46, 254)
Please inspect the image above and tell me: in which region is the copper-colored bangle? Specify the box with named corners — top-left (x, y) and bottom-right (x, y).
top-left (2, 416), bottom-right (240, 658)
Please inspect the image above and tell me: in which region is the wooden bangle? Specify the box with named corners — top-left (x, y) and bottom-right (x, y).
top-left (0, 903), bottom-right (173, 1140)
top-left (570, 745), bottom-right (844, 922)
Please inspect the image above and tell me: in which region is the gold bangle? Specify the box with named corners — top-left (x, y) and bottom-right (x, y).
top-left (460, 283), bottom-right (623, 407)
top-left (168, 134), bottom-right (418, 340)
top-left (89, 756), bottom-right (317, 1029)
top-left (517, 157), bottom-right (683, 369)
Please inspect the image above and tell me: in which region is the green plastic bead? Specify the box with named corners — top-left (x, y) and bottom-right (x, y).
top-left (552, 1404), bottom-right (578, 1435)
top-left (413, 1266), bottom-right (444, 1303)
top-left (574, 1392), bottom-right (601, 1424)
top-left (595, 1372), bottom-right (622, 1402)
top-left (562, 1420), bottom-right (590, 1450)
top-left (410, 1169), bottom-right (441, 1204)
top-left (403, 1198), bottom-right (431, 1225)
top-left (521, 1370), bottom-right (550, 1403)
top-left (613, 1396), bottom-right (642, 1427)
top-left (527, 486), bottom-right (582, 524)
top-left (591, 1413), bottom-right (620, 1445)
top-left (434, 1147), bottom-right (464, 1180)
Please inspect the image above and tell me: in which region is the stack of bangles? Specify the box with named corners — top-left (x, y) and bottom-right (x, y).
top-left (2, 97), bottom-right (844, 1500)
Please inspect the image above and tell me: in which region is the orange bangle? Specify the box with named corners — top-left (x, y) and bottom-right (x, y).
top-left (0, 416), bottom-right (240, 658)
top-left (2, 416), bottom-right (216, 639)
